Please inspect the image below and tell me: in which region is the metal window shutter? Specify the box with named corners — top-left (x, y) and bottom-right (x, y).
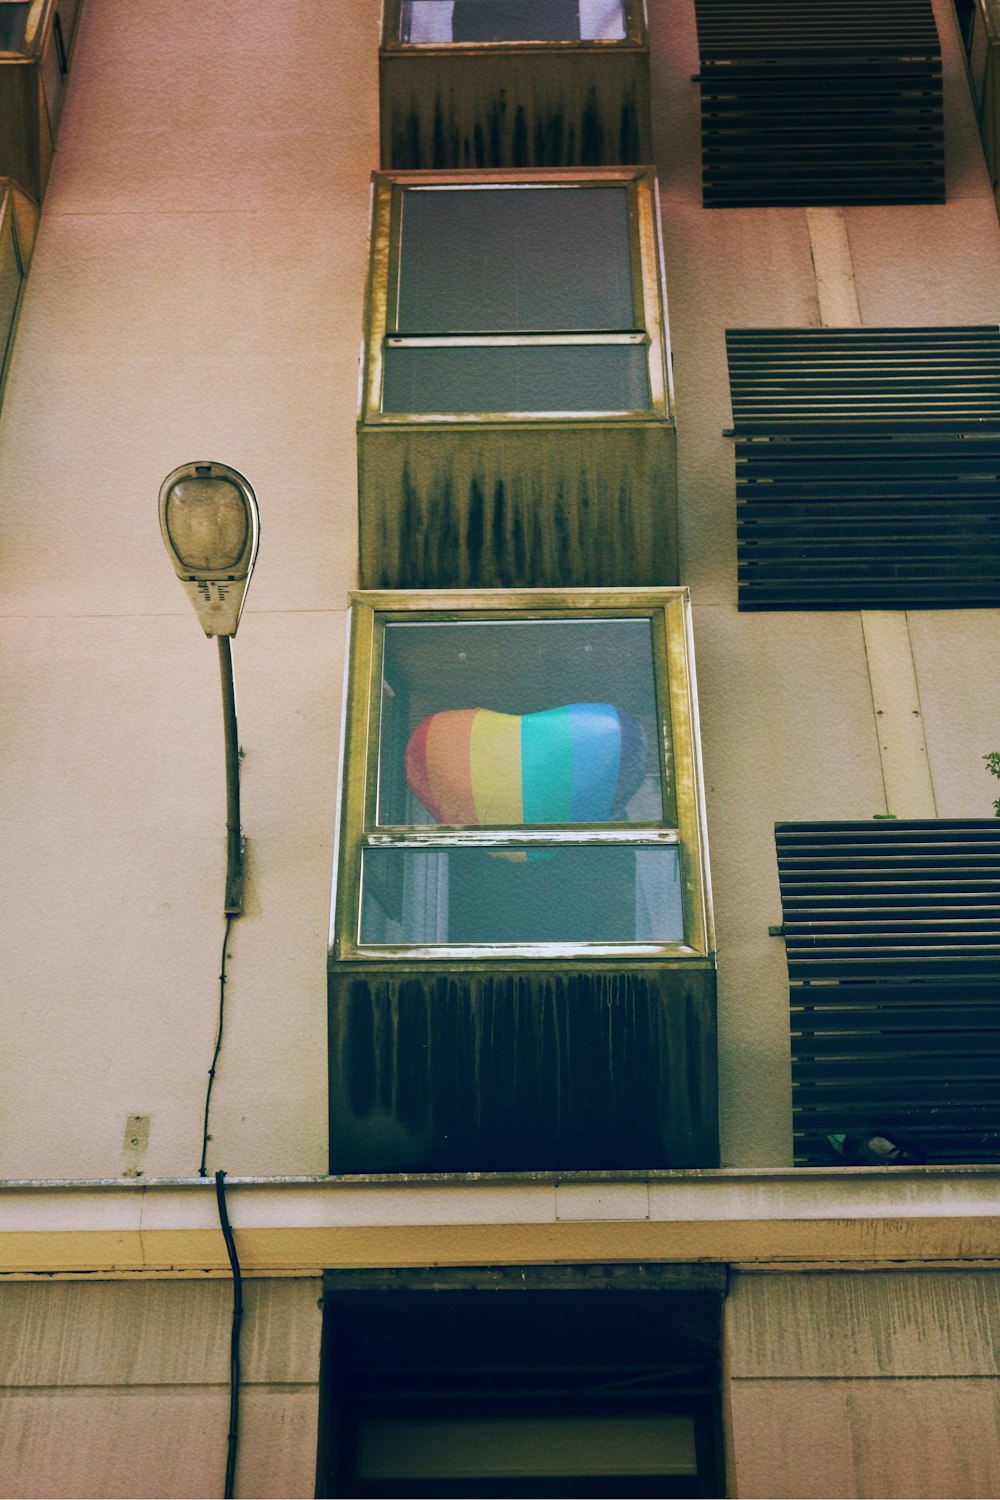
top-left (694, 0), bottom-right (944, 207)
top-left (776, 820), bottom-right (1000, 1165)
top-left (726, 327), bottom-right (1000, 610)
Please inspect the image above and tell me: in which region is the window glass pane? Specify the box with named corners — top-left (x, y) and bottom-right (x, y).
top-left (400, 1), bottom-right (626, 43)
top-left (0, 3), bottom-right (30, 50)
top-left (382, 342), bottom-right (649, 414)
top-left (377, 618), bottom-right (666, 826)
top-left (360, 844), bottom-right (682, 945)
top-left (396, 187), bottom-right (633, 333)
top-left (356, 1413), bottom-right (697, 1480)
top-left (351, 1480), bottom-right (697, 1498)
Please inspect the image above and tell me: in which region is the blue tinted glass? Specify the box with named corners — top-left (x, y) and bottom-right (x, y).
top-left (377, 617), bottom-right (663, 826)
top-left (400, 1), bottom-right (626, 43)
top-left (360, 844), bottom-right (682, 945)
top-left (0, 3), bottom-right (29, 49)
top-left (397, 187), bottom-right (633, 333)
top-left (383, 343), bottom-right (649, 412)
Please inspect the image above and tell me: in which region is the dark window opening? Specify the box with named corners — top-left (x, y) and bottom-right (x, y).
top-left (361, 612), bottom-right (679, 949)
top-left (451, 1), bottom-right (581, 42)
top-left (318, 1268), bottom-right (724, 1499)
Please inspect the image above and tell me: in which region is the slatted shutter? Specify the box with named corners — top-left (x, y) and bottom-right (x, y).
top-left (727, 327), bottom-right (1000, 609)
top-left (694, 0), bottom-right (944, 207)
top-left (777, 821), bottom-right (1000, 1165)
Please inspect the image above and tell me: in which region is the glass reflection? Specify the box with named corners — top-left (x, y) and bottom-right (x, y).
top-left (397, 188), bottom-right (633, 334)
top-left (377, 618), bottom-right (667, 827)
top-left (383, 343), bottom-right (649, 414)
top-left (361, 844), bottom-right (682, 945)
top-left (400, 1), bottom-right (627, 44)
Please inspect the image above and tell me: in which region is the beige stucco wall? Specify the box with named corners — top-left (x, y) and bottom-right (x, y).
top-left (0, 1), bottom-right (997, 1182)
top-left (0, 0), bottom-right (379, 1178)
top-left (725, 1269), bottom-right (1000, 1498)
top-left (1, 4), bottom-right (1000, 1499)
top-left (0, 1277), bottom-right (323, 1498)
top-left (652, 0), bottom-right (1000, 1165)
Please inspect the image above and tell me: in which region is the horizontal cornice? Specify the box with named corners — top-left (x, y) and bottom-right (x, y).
top-left (2, 1168), bottom-right (1000, 1278)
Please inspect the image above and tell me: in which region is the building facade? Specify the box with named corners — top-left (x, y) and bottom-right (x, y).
top-left (2, 0), bottom-right (1000, 1495)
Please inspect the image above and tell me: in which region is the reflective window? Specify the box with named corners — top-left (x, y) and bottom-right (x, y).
top-left (396, 188), bottom-right (633, 332)
top-left (399, 1), bottom-right (627, 44)
top-left (379, 181), bottom-right (654, 416)
top-left (334, 592), bottom-right (710, 960)
top-left (376, 618), bottom-right (665, 826)
top-left (360, 845), bottom-right (682, 946)
top-left (382, 343), bottom-right (649, 414)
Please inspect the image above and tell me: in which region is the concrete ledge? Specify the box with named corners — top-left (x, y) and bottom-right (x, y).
top-left (2, 1168), bottom-right (1000, 1277)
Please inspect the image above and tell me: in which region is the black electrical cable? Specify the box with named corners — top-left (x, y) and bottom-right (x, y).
top-left (199, 914), bottom-right (235, 1178)
top-left (215, 1169), bottom-right (243, 1500)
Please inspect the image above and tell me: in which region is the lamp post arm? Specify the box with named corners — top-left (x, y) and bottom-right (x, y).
top-left (217, 636), bottom-right (245, 917)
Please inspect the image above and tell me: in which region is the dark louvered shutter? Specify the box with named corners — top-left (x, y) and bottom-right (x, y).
top-left (694, 0), bottom-right (944, 207)
top-left (776, 821), bottom-right (1000, 1165)
top-left (727, 327), bottom-right (1000, 609)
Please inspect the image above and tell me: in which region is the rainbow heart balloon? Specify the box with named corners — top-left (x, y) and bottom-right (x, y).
top-left (405, 703), bottom-right (649, 825)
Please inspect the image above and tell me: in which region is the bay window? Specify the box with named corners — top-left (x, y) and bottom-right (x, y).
top-left (333, 589), bottom-right (710, 962)
top-left (329, 590), bottom-right (717, 1173)
top-left (357, 169), bottom-right (676, 589)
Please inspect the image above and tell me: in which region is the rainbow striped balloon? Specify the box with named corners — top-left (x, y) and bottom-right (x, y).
top-left (405, 704), bottom-right (648, 825)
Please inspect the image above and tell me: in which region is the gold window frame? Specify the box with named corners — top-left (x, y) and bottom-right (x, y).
top-left (332, 588), bottom-right (712, 964)
top-left (381, 0), bottom-right (647, 50)
top-left (0, 177), bottom-right (34, 401)
top-left (361, 167), bottom-right (671, 426)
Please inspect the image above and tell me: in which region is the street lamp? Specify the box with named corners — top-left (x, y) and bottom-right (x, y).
top-left (158, 461), bottom-right (260, 916)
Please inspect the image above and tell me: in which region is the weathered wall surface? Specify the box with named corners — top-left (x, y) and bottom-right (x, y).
top-left (2, 1), bottom-right (1000, 1498)
top-left (0, 1278), bottom-right (323, 1498)
top-left (1, 0), bottom-right (998, 1182)
top-left (725, 1269), bottom-right (1000, 1498)
top-left (0, 0), bottom-right (380, 1177)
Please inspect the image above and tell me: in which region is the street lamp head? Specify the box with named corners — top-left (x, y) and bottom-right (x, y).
top-left (158, 461), bottom-right (260, 636)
